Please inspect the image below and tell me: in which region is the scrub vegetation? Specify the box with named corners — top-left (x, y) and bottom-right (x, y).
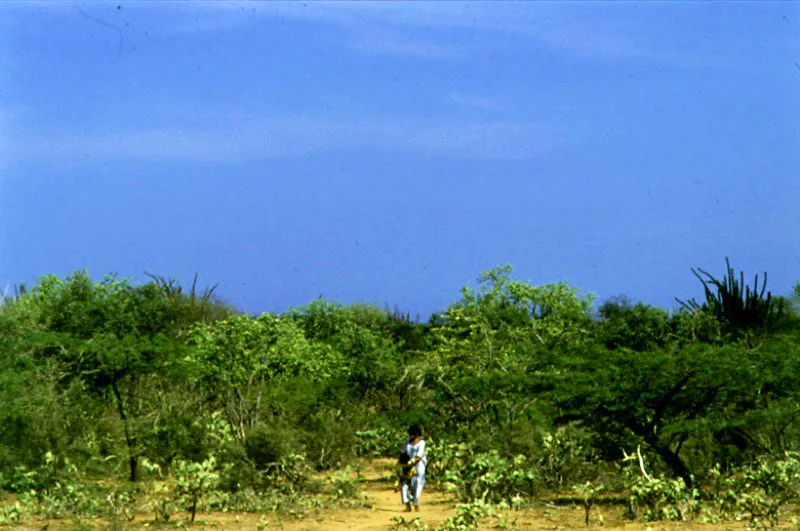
top-left (1, 260), bottom-right (800, 529)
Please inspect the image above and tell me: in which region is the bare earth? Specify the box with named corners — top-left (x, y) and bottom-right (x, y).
top-left (238, 459), bottom-right (758, 531)
top-left (18, 458), bottom-right (772, 530)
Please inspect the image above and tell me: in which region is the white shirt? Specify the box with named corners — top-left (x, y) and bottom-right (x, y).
top-left (404, 438), bottom-right (427, 476)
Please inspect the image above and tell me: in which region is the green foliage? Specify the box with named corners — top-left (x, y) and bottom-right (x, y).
top-left (31, 479), bottom-right (103, 519)
top-left (627, 473), bottom-right (698, 521)
top-left (391, 515), bottom-right (428, 530)
top-left (0, 363), bottom-right (86, 473)
top-left (437, 265), bottom-right (595, 354)
top-left (667, 308), bottom-right (725, 345)
top-left (443, 449), bottom-right (535, 504)
top-left (187, 314), bottom-right (338, 443)
top-left (596, 296), bottom-right (671, 351)
top-left (326, 466), bottom-right (364, 503)
top-left (355, 428), bottom-right (398, 457)
top-left (702, 452), bottom-right (800, 528)
top-left (677, 258), bottom-right (785, 340)
top-left (0, 502), bottom-right (25, 526)
top-left (572, 481), bottom-right (605, 526)
top-left (0, 452), bottom-right (104, 520)
top-left (437, 500), bottom-right (493, 531)
top-left (428, 369), bottom-right (545, 441)
top-left (0, 451), bottom-right (74, 493)
top-left (105, 485), bottom-right (138, 526)
top-left (620, 448), bottom-right (698, 522)
top-left (288, 299), bottom-right (402, 400)
top-left (264, 453), bottom-right (313, 494)
top-left (436, 498), bottom-right (521, 531)
top-left (2, 262), bottom-right (800, 528)
top-left (425, 441), bottom-right (468, 483)
top-left (146, 482), bottom-right (176, 522)
top-left (173, 455), bottom-right (220, 523)
top-left (144, 272), bottom-right (236, 333)
top-left (552, 337), bottom-right (800, 486)
top-left (537, 427), bottom-right (597, 490)
top-left (10, 271), bottom-right (207, 482)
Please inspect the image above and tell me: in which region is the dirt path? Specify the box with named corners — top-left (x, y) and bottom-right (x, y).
top-left (278, 483), bottom-right (454, 531)
top-left (280, 458), bottom-right (455, 531)
top-left (18, 458), bottom-right (763, 530)
top-left (269, 458), bottom-right (758, 530)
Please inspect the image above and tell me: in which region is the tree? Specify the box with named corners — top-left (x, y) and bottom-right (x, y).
top-left (288, 299), bottom-right (401, 402)
top-left (554, 337), bottom-right (800, 487)
top-left (596, 296), bottom-right (671, 351)
top-left (0, 295), bottom-right (81, 470)
top-left (187, 313), bottom-right (337, 443)
top-left (431, 265), bottom-right (595, 372)
top-left (19, 271), bottom-right (229, 481)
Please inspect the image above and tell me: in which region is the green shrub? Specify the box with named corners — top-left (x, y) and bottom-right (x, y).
top-left (327, 465), bottom-right (366, 506)
top-left (622, 450), bottom-right (699, 522)
top-left (355, 428), bottom-right (398, 457)
top-left (264, 453), bottom-right (313, 494)
top-left (216, 442), bottom-right (258, 492)
top-left (702, 452), bottom-right (800, 528)
top-left (173, 455), bottom-right (220, 523)
top-left (572, 481), bottom-right (605, 526)
top-left (627, 474), bottom-right (699, 521)
top-left (0, 502), bottom-right (25, 526)
top-left (443, 450), bottom-right (535, 504)
top-left (425, 441), bottom-right (468, 483)
top-left (245, 424), bottom-right (293, 470)
top-left (536, 426), bottom-right (597, 489)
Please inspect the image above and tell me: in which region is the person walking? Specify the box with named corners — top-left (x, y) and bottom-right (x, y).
top-left (400, 425), bottom-right (426, 512)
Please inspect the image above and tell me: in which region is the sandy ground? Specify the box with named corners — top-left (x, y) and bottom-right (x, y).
top-left (230, 459), bottom-right (761, 531)
top-left (14, 458), bottom-right (778, 530)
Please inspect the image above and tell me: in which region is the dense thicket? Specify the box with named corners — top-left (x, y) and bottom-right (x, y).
top-left (0, 261), bottom-right (798, 498)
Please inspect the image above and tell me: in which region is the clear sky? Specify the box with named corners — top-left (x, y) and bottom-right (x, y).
top-left (2, 1), bottom-right (799, 319)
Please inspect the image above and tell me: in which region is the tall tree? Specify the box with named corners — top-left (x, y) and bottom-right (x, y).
top-left (21, 271), bottom-right (230, 481)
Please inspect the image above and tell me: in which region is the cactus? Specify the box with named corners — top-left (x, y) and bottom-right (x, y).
top-left (676, 257), bottom-right (783, 339)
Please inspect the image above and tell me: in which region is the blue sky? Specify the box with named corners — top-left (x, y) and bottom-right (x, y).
top-left (2, 1), bottom-right (799, 318)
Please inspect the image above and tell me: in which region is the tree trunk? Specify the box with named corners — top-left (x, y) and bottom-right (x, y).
top-left (649, 438), bottom-right (692, 488)
top-left (111, 380), bottom-right (138, 482)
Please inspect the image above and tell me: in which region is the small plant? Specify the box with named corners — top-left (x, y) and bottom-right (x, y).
top-left (494, 511), bottom-right (518, 530)
top-left (443, 450), bottom-right (535, 504)
top-left (37, 481), bottom-right (103, 519)
top-left (538, 427), bottom-right (595, 489)
top-left (391, 515), bottom-right (429, 530)
top-left (0, 502), bottom-right (24, 526)
top-left (0, 451), bottom-right (75, 494)
top-left (0, 466), bottom-right (39, 493)
top-left (173, 455), bottom-right (220, 523)
top-left (437, 499), bottom-right (496, 531)
top-left (572, 481), bottom-right (605, 526)
top-left (702, 453), bottom-right (800, 529)
top-left (327, 466), bottom-right (369, 508)
top-left (623, 448), bottom-right (698, 521)
top-left (147, 482), bottom-right (175, 522)
top-left (265, 453), bottom-right (311, 494)
top-left (677, 257), bottom-right (783, 339)
top-left (256, 514), bottom-right (271, 530)
top-left (5, 452), bottom-right (104, 520)
top-left (627, 474), bottom-right (698, 521)
top-left (106, 486), bottom-right (137, 527)
top-left (140, 457), bottom-right (163, 478)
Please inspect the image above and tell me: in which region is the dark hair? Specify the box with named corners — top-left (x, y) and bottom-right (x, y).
top-left (398, 452), bottom-right (412, 465)
top-left (407, 424), bottom-right (422, 438)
